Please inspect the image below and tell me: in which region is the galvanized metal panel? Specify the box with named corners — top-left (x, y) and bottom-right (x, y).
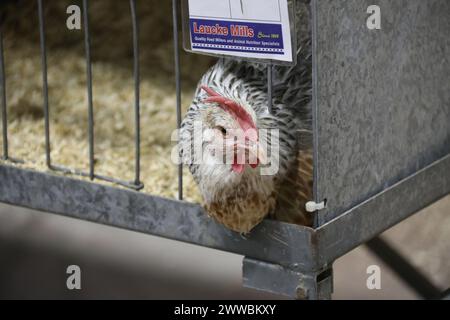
top-left (0, 164), bottom-right (316, 270)
top-left (242, 257), bottom-right (333, 299)
top-left (316, 153), bottom-right (450, 269)
top-left (312, 0), bottom-right (450, 225)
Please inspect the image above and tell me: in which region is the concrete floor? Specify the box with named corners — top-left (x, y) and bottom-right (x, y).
top-left (0, 195), bottom-right (448, 299)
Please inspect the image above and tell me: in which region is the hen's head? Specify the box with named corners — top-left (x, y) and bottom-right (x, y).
top-left (189, 85), bottom-right (267, 177)
top-left (180, 85), bottom-right (277, 233)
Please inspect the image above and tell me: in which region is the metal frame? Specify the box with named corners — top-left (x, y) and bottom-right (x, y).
top-left (0, 153), bottom-right (448, 298)
top-left (0, 0), bottom-right (449, 299)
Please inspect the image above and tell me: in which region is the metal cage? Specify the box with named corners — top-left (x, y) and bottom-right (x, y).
top-left (0, 0), bottom-right (449, 299)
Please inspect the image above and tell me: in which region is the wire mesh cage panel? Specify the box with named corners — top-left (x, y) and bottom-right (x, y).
top-left (0, 0), bottom-right (449, 299)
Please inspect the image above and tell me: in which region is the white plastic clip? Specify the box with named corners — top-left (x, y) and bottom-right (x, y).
top-left (305, 201), bottom-right (326, 213)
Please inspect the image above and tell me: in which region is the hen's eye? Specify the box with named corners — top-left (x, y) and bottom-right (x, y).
top-left (215, 126), bottom-right (227, 136)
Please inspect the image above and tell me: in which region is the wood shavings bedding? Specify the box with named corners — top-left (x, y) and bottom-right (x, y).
top-left (0, 0), bottom-right (213, 203)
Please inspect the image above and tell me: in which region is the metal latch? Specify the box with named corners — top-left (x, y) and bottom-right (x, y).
top-left (305, 200), bottom-right (327, 213)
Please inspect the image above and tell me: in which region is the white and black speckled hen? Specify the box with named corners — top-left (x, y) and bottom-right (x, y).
top-left (180, 2), bottom-right (313, 233)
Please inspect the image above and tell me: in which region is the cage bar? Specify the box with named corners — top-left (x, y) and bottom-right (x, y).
top-left (0, 20), bottom-right (7, 160)
top-left (130, 0), bottom-right (143, 189)
top-left (0, 10), bottom-right (23, 165)
top-left (172, 0), bottom-right (183, 200)
top-left (82, 0), bottom-right (95, 180)
top-left (37, 0), bottom-right (51, 168)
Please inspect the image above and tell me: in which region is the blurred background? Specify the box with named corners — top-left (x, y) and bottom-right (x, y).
top-left (0, 194), bottom-right (449, 299)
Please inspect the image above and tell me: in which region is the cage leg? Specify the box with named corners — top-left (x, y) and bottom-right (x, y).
top-left (366, 236), bottom-right (442, 300)
top-left (242, 257), bottom-right (333, 300)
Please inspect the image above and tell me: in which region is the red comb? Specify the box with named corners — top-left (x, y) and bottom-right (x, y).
top-left (201, 85), bottom-right (257, 137)
top-left (201, 85), bottom-right (221, 98)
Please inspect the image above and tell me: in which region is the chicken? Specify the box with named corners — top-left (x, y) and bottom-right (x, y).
top-left (179, 2), bottom-right (313, 233)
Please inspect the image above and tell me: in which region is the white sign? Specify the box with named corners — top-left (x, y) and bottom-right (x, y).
top-left (186, 0), bottom-right (294, 63)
